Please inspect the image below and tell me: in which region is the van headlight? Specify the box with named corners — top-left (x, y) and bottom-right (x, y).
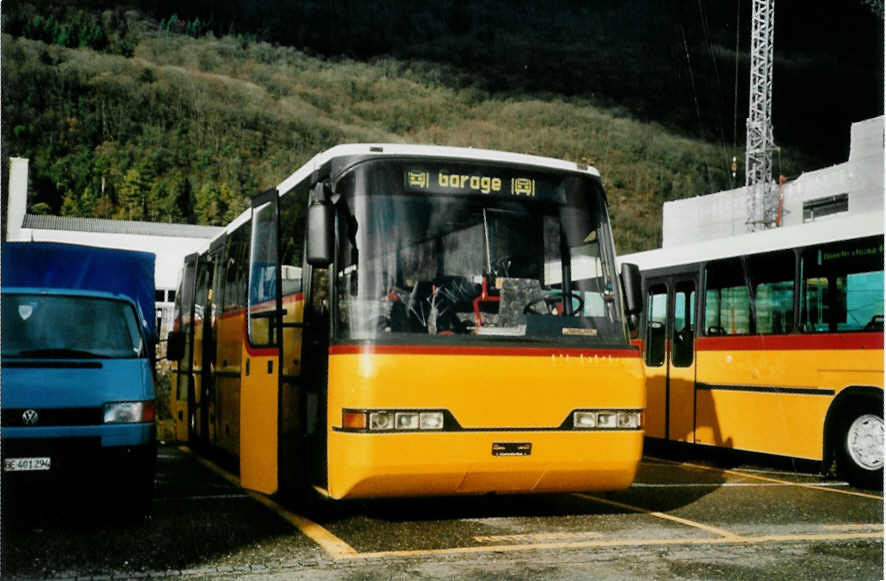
top-left (104, 401), bottom-right (155, 423)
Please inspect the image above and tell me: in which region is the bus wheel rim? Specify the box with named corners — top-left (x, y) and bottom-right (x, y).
top-left (847, 414), bottom-right (884, 471)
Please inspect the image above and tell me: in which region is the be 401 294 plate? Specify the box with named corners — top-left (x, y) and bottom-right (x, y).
top-left (3, 457), bottom-right (51, 472)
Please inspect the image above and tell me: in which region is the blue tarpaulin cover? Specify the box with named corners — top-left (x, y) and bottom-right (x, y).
top-left (2, 241), bottom-right (157, 341)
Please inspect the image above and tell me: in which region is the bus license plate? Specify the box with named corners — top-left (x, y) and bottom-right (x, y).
top-left (3, 457), bottom-right (51, 472)
top-left (492, 442), bottom-right (532, 456)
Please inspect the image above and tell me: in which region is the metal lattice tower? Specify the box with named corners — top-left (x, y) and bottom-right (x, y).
top-left (745, 0), bottom-right (777, 231)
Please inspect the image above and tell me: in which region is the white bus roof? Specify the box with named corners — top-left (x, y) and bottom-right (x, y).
top-left (275, 143), bottom-right (601, 196)
top-left (203, 143), bottom-right (604, 255)
top-left (619, 211), bottom-right (884, 272)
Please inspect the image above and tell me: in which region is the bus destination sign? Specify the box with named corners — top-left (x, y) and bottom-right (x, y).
top-left (404, 166), bottom-right (565, 203)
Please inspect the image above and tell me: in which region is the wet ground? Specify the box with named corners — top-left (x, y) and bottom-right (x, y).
top-left (3, 444), bottom-right (882, 580)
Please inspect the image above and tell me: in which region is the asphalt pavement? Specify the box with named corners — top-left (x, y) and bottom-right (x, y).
top-left (3, 444), bottom-right (882, 580)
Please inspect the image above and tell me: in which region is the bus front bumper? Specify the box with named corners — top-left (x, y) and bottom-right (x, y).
top-left (327, 429), bottom-right (644, 499)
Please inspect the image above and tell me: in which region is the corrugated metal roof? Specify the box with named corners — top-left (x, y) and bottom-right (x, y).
top-left (22, 214), bottom-right (224, 239)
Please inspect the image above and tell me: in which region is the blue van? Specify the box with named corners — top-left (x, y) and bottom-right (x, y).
top-left (1, 242), bottom-right (157, 513)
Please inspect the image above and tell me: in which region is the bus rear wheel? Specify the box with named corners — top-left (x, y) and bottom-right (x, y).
top-left (836, 407), bottom-right (883, 490)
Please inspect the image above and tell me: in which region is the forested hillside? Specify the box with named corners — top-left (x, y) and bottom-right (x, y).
top-left (2, 2), bottom-right (874, 252)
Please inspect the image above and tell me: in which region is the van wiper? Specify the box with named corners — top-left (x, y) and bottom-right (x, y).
top-left (14, 348), bottom-right (103, 359)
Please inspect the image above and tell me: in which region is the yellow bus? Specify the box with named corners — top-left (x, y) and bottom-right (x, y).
top-left (621, 212), bottom-right (883, 488)
top-left (167, 144), bottom-right (646, 499)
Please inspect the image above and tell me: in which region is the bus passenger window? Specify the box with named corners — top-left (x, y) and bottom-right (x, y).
top-left (704, 258), bottom-right (750, 335)
top-left (801, 237), bottom-right (884, 333)
top-left (748, 250), bottom-right (794, 335)
top-left (279, 189), bottom-right (306, 296)
top-left (672, 282), bottom-right (695, 367)
top-left (645, 285), bottom-right (667, 367)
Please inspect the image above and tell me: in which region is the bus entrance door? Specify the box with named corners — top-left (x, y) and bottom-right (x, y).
top-left (643, 276), bottom-right (697, 442)
top-left (241, 190), bottom-right (283, 494)
top-left (172, 254), bottom-right (198, 443)
top-left (667, 279), bottom-right (697, 442)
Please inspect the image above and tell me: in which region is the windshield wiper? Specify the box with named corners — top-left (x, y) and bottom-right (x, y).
top-left (13, 348), bottom-right (104, 359)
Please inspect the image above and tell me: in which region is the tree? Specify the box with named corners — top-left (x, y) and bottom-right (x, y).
top-left (117, 167), bottom-right (147, 220)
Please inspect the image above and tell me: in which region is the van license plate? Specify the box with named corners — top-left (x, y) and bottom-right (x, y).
top-left (4, 457), bottom-right (51, 472)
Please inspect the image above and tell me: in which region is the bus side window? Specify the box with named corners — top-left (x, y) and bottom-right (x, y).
top-left (224, 223), bottom-right (250, 314)
top-left (704, 258), bottom-right (750, 335)
top-left (645, 285), bottom-right (667, 367)
top-left (801, 237), bottom-right (884, 333)
top-left (672, 281), bottom-right (695, 367)
top-left (748, 250), bottom-right (794, 335)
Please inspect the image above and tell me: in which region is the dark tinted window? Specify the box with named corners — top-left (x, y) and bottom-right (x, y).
top-left (223, 222), bottom-right (250, 314)
top-left (672, 281), bottom-right (695, 367)
top-left (747, 250), bottom-right (795, 335)
top-left (645, 284), bottom-right (667, 367)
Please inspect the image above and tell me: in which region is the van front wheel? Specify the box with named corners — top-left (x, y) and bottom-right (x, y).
top-left (837, 408), bottom-right (884, 490)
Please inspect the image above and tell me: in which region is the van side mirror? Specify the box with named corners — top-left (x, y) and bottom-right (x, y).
top-left (166, 330), bottom-right (185, 361)
top-left (620, 262), bottom-right (642, 316)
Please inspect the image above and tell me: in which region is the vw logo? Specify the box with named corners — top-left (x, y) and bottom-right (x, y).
top-left (22, 409), bottom-right (39, 426)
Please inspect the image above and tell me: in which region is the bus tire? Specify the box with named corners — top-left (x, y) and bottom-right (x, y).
top-left (835, 405), bottom-right (883, 490)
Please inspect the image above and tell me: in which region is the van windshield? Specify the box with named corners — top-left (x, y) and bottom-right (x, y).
top-left (1, 294), bottom-right (145, 359)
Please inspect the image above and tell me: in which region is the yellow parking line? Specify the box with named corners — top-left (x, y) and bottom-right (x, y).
top-left (178, 446), bottom-right (357, 559)
top-left (174, 446), bottom-right (881, 561)
top-left (647, 456), bottom-right (884, 501)
top-left (344, 531), bottom-right (883, 560)
top-left (576, 493), bottom-right (742, 539)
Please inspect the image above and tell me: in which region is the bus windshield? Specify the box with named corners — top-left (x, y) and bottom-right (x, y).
top-left (333, 163), bottom-right (625, 344)
top-left (1, 294), bottom-right (145, 359)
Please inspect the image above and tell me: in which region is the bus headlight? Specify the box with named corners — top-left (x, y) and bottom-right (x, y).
top-left (573, 411), bottom-right (597, 428)
top-left (343, 409), bottom-right (450, 432)
top-left (596, 412), bottom-right (617, 429)
top-left (395, 412), bottom-right (419, 430)
top-left (419, 411), bottom-right (444, 430)
top-left (571, 409), bottom-right (641, 430)
top-left (617, 411), bottom-right (641, 429)
top-left (369, 411), bottom-right (395, 431)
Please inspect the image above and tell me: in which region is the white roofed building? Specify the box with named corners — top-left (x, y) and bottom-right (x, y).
top-left (658, 116), bottom-right (884, 248)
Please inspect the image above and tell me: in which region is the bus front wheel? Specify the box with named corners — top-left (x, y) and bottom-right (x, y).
top-left (836, 406), bottom-right (884, 490)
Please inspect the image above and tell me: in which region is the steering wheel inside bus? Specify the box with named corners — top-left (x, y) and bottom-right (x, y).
top-left (523, 292), bottom-right (584, 316)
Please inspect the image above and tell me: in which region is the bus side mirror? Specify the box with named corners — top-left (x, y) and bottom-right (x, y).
top-left (620, 262), bottom-right (642, 317)
top-left (307, 201), bottom-right (333, 266)
top-left (307, 181), bottom-right (334, 267)
top-left (166, 330), bottom-right (185, 361)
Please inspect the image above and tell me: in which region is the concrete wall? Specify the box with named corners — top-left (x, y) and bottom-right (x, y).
top-left (661, 116), bottom-right (884, 247)
top-left (6, 158), bottom-right (29, 241)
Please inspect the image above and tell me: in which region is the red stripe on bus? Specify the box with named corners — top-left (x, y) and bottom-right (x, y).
top-left (329, 344), bottom-right (641, 358)
top-left (696, 333), bottom-right (883, 351)
top-left (245, 344), bottom-right (279, 357)
top-left (218, 292), bottom-right (305, 320)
